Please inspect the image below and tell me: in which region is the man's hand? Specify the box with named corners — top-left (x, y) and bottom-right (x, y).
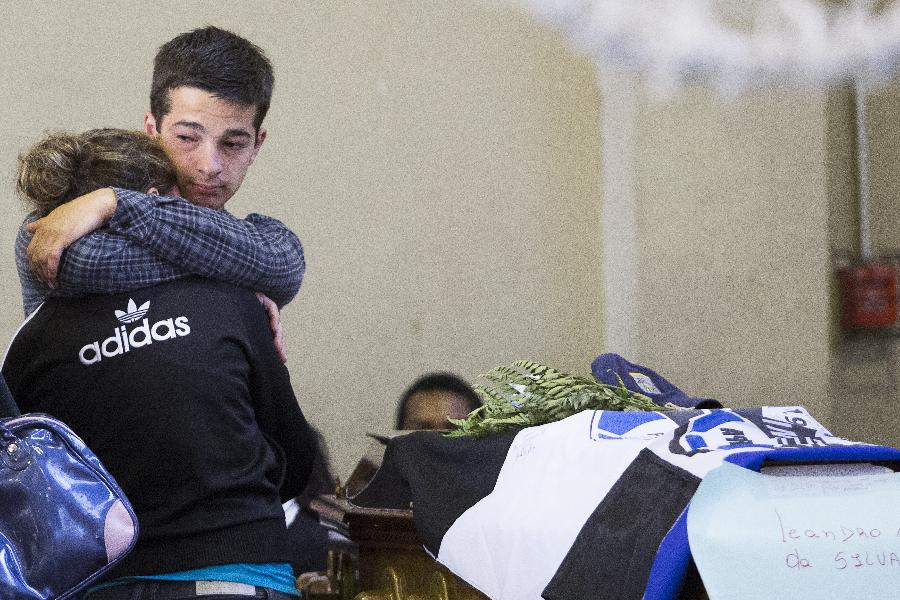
top-left (25, 188), bottom-right (117, 288)
top-left (256, 292), bottom-right (287, 363)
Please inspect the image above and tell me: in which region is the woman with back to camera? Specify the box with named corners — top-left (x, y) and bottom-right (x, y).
top-left (3, 128), bottom-right (315, 599)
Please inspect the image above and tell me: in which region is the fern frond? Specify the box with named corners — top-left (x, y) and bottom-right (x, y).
top-left (446, 360), bottom-right (670, 438)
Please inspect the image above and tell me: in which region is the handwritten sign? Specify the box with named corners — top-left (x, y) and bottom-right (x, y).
top-left (687, 462), bottom-right (899, 600)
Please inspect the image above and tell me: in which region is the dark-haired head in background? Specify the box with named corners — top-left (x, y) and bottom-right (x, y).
top-left (396, 372), bottom-right (482, 430)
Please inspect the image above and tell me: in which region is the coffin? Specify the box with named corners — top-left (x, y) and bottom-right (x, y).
top-left (302, 433), bottom-right (706, 600)
top-left (303, 434), bottom-right (489, 600)
top-left (302, 409), bottom-right (900, 600)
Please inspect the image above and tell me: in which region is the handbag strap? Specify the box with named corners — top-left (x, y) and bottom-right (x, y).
top-left (0, 374), bottom-right (21, 419)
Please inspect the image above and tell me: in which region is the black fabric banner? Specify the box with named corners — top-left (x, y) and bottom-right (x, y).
top-left (351, 429), bottom-right (519, 555)
top-left (542, 449), bottom-right (700, 600)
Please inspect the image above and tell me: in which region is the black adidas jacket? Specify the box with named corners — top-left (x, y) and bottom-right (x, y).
top-left (2, 277), bottom-right (316, 578)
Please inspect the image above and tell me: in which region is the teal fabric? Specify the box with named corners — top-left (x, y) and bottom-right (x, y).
top-left (88, 563), bottom-right (299, 596)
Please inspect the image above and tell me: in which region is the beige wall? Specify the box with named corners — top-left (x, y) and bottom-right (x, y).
top-left (630, 86), bottom-right (834, 421)
top-left (0, 1), bottom-right (603, 477)
top-left (605, 76), bottom-right (900, 448)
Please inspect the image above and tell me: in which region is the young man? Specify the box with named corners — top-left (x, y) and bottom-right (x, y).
top-left (18, 27), bottom-right (303, 320)
top-left (12, 27), bottom-right (311, 598)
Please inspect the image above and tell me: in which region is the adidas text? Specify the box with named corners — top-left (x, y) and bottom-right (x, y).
top-left (79, 317), bottom-right (191, 366)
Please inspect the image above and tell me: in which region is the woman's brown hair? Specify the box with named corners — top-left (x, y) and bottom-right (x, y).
top-left (17, 128), bottom-right (177, 216)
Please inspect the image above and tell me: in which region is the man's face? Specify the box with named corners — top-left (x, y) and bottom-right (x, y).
top-left (144, 86), bottom-right (266, 209)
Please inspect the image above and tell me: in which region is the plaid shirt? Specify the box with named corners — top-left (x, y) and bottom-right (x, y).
top-left (17, 188), bottom-right (305, 316)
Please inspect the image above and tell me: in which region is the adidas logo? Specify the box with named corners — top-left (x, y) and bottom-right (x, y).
top-left (115, 298), bottom-right (150, 323)
top-left (79, 298), bottom-right (191, 366)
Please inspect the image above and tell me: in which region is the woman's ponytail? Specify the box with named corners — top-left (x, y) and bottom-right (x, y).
top-left (16, 129), bottom-right (177, 216)
top-left (17, 132), bottom-right (84, 216)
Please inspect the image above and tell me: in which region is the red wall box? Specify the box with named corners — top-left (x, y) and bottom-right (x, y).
top-left (837, 262), bottom-right (897, 330)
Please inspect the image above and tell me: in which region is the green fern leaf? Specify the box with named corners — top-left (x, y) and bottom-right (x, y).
top-left (446, 359), bottom-right (672, 438)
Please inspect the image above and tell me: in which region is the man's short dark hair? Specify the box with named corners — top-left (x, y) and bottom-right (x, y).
top-left (151, 26), bottom-right (274, 131)
top-left (394, 372), bottom-right (482, 429)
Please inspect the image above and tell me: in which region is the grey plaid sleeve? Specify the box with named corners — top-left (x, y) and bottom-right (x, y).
top-left (107, 189), bottom-right (305, 307)
top-left (55, 229), bottom-right (186, 296)
top-left (48, 189), bottom-right (304, 307)
top-left (16, 215), bottom-right (176, 316)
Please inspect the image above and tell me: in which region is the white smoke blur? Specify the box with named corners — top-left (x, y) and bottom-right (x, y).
top-left (517, 0), bottom-right (900, 94)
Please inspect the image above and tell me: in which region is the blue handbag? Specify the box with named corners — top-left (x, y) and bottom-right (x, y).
top-left (0, 376), bottom-right (138, 599)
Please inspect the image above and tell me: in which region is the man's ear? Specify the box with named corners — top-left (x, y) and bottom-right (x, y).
top-left (249, 127), bottom-right (267, 164)
top-left (144, 112), bottom-right (159, 136)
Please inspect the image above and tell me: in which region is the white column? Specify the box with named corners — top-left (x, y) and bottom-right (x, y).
top-left (598, 67), bottom-right (640, 358)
